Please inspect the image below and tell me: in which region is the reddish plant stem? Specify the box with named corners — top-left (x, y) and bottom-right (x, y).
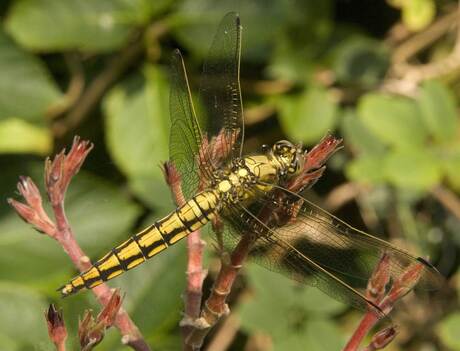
top-left (343, 253), bottom-right (426, 350)
top-left (162, 163), bottom-right (207, 349)
top-left (184, 232), bottom-right (207, 318)
top-left (185, 235), bottom-right (252, 350)
top-left (53, 201), bottom-right (148, 349)
top-left (10, 138), bottom-right (151, 351)
top-left (183, 134), bottom-right (342, 350)
top-left (343, 312), bottom-right (379, 351)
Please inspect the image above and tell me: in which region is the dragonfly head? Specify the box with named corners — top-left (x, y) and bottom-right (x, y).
top-left (271, 140), bottom-right (304, 177)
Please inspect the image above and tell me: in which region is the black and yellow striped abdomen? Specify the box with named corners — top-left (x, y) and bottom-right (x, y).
top-left (59, 191), bottom-right (219, 296)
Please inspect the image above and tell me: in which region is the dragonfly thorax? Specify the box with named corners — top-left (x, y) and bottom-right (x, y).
top-left (214, 158), bottom-right (258, 203)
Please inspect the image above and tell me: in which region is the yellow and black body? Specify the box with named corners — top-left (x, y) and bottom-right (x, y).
top-left (59, 143), bottom-right (301, 296)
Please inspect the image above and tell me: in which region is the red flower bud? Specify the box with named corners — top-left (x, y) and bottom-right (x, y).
top-left (45, 304), bottom-right (67, 347)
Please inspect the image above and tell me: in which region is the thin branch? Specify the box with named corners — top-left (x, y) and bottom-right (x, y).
top-left (383, 4), bottom-right (460, 95)
top-left (205, 314), bottom-right (240, 351)
top-left (323, 181), bottom-right (361, 211)
top-left (46, 53), bottom-right (85, 120)
top-left (162, 163), bottom-right (207, 351)
top-left (431, 186), bottom-right (460, 219)
top-left (52, 21), bottom-right (169, 137)
top-left (8, 137), bottom-right (150, 351)
top-left (391, 9), bottom-right (458, 64)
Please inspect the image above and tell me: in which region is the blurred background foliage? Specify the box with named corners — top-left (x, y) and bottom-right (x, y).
top-left (0, 0), bottom-right (459, 350)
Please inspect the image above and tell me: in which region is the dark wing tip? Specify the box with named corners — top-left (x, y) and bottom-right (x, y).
top-left (223, 12), bottom-right (241, 26)
top-left (416, 257), bottom-right (437, 270)
top-left (416, 257), bottom-right (445, 290)
top-left (172, 48), bottom-right (182, 57)
top-left (235, 13), bottom-right (241, 26)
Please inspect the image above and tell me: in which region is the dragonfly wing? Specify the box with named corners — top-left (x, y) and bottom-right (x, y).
top-left (219, 187), bottom-right (443, 312)
top-left (259, 187), bottom-right (444, 291)
top-left (198, 12), bottom-right (244, 162)
top-left (221, 206), bottom-right (382, 313)
top-left (169, 50), bottom-right (214, 199)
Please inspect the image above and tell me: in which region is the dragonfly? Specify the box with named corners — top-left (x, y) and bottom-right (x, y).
top-left (59, 13), bottom-right (442, 313)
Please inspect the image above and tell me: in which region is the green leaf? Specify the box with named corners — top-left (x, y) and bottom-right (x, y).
top-left (0, 118), bottom-right (52, 155)
top-left (0, 31), bottom-right (62, 121)
top-left (402, 0), bottom-right (435, 31)
top-left (239, 265), bottom-right (345, 337)
top-left (358, 93), bottom-right (426, 149)
top-left (5, 0), bottom-right (137, 52)
top-left (442, 145), bottom-right (460, 191)
top-left (0, 334), bottom-right (20, 351)
top-left (0, 283), bottom-right (48, 345)
top-left (417, 80), bottom-right (458, 143)
top-left (104, 65), bottom-right (171, 210)
top-left (173, 0), bottom-right (332, 63)
top-left (438, 312), bottom-right (460, 350)
top-left (340, 109), bottom-right (386, 156)
top-left (346, 156), bottom-right (386, 184)
top-left (384, 149), bottom-right (442, 190)
top-left (278, 86), bottom-right (338, 144)
top-left (64, 172), bottom-right (142, 254)
top-left (333, 37), bottom-right (388, 88)
top-left (274, 318), bottom-right (344, 351)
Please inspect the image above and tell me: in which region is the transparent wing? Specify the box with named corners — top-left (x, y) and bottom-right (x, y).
top-left (221, 206), bottom-right (382, 313)
top-left (169, 50), bottom-right (214, 199)
top-left (198, 12), bottom-right (244, 162)
top-left (219, 187), bottom-right (442, 312)
top-left (260, 186), bottom-right (443, 291)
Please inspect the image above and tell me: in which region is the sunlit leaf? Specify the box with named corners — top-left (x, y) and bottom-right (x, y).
top-left (278, 86), bottom-right (338, 144)
top-left (5, 0), bottom-right (138, 52)
top-left (239, 265), bottom-right (345, 337)
top-left (340, 109), bottom-right (386, 156)
top-left (438, 312), bottom-right (460, 350)
top-left (402, 0), bottom-right (435, 31)
top-left (346, 156), bottom-right (386, 184)
top-left (274, 318), bottom-right (344, 351)
top-left (384, 149), bottom-right (442, 190)
top-left (0, 283), bottom-right (48, 345)
top-left (443, 145), bottom-right (460, 191)
top-left (417, 80), bottom-right (458, 144)
top-left (0, 334), bottom-right (19, 351)
top-left (0, 118), bottom-right (52, 155)
top-left (358, 93), bottom-right (427, 149)
top-left (0, 31), bottom-right (62, 120)
top-left (104, 65), bottom-right (172, 210)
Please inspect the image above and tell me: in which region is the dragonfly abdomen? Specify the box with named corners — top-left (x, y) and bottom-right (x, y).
top-left (59, 191), bottom-right (219, 296)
